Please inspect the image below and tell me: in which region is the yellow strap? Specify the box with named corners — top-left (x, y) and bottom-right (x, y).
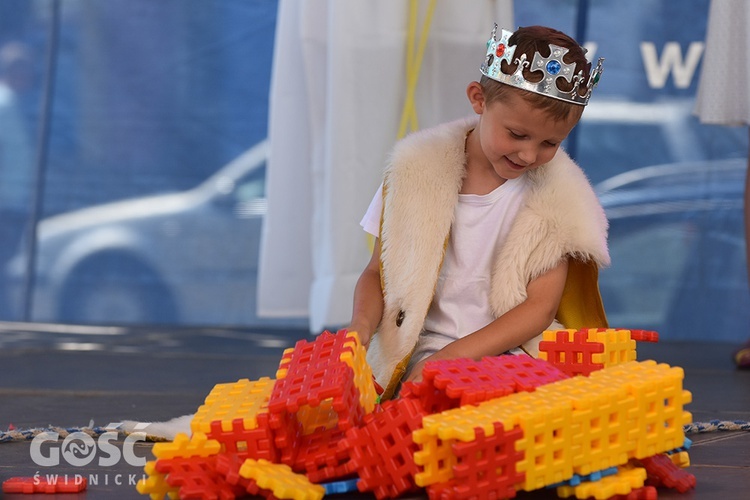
top-left (396, 0), bottom-right (438, 140)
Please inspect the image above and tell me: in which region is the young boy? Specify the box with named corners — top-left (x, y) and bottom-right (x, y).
top-left (348, 25), bottom-right (609, 399)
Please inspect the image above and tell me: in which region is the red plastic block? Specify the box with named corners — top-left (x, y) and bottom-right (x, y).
top-left (426, 421), bottom-right (524, 499)
top-left (640, 453), bottom-right (696, 493)
top-left (3, 476), bottom-right (87, 494)
top-left (609, 485), bottom-right (658, 500)
top-left (291, 426), bottom-right (352, 483)
top-left (423, 358), bottom-right (518, 406)
top-left (480, 355), bottom-right (569, 391)
top-left (155, 454), bottom-right (245, 500)
top-left (400, 378), bottom-right (460, 414)
top-left (341, 397), bottom-right (426, 499)
top-left (208, 415), bottom-right (278, 462)
top-left (629, 330), bottom-right (659, 343)
top-left (214, 453), bottom-right (262, 496)
top-left (270, 330), bottom-right (367, 432)
top-left (538, 329), bottom-right (605, 376)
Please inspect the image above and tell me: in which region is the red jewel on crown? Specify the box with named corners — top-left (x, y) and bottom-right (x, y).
top-left (496, 44), bottom-right (505, 57)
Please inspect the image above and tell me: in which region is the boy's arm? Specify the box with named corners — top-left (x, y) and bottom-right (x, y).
top-left (406, 257), bottom-right (569, 381)
top-left (347, 239), bottom-right (383, 347)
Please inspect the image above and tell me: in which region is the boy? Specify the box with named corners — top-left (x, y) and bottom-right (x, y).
top-left (348, 25), bottom-right (609, 399)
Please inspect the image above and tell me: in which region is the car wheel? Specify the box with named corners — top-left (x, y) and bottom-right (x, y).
top-left (58, 254), bottom-right (179, 325)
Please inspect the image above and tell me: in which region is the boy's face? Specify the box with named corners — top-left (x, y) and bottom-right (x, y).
top-left (468, 83), bottom-right (580, 181)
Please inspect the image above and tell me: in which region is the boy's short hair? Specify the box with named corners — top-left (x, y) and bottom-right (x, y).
top-left (480, 25), bottom-right (590, 122)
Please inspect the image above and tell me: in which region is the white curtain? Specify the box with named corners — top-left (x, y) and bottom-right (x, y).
top-left (258, 0), bottom-right (514, 332)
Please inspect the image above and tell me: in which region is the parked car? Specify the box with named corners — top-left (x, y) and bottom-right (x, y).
top-left (5, 140), bottom-right (286, 326)
top-left (596, 158), bottom-right (748, 341)
top-left (6, 145), bottom-right (748, 340)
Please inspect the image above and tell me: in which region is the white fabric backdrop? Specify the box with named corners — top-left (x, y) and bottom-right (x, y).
top-left (258, 0), bottom-right (514, 332)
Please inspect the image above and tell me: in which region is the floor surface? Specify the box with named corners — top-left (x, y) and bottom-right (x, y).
top-left (0, 322), bottom-right (748, 499)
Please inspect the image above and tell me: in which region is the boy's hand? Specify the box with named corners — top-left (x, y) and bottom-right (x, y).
top-left (404, 358), bottom-right (427, 384)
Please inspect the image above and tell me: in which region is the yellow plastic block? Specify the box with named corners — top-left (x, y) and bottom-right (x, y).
top-left (671, 450), bottom-right (691, 468)
top-left (537, 375), bottom-right (631, 476)
top-left (275, 346), bottom-right (296, 379)
top-left (587, 328), bottom-right (637, 367)
top-left (556, 466), bottom-right (646, 500)
top-left (413, 360), bottom-right (692, 494)
top-left (191, 377), bottom-right (275, 434)
top-left (239, 458), bottom-right (325, 500)
top-left (151, 432), bottom-right (221, 460)
top-left (296, 398), bottom-right (339, 435)
top-left (340, 330), bottom-right (378, 414)
top-left (135, 460), bottom-right (179, 499)
top-left (589, 361), bottom-right (692, 459)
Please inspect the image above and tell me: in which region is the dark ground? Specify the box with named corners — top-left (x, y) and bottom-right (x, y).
top-left (0, 322), bottom-right (748, 499)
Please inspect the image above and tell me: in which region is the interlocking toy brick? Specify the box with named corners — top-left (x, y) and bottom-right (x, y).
top-left (425, 421), bottom-right (524, 500)
top-left (403, 355), bottom-right (568, 414)
top-left (214, 452), bottom-right (262, 496)
top-left (289, 426), bottom-right (352, 483)
top-left (556, 466), bottom-right (646, 499)
top-left (341, 397), bottom-right (426, 499)
top-left (208, 414), bottom-right (277, 461)
top-left (414, 360), bottom-right (692, 494)
top-left (152, 432), bottom-right (222, 460)
top-left (136, 461), bottom-right (180, 499)
top-left (270, 329), bottom-right (375, 434)
top-left (239, 458), bottom-right (326, 500)
top-left (540, 328), bottom-right (641, 377)
top-left (639, 453), bottom-right (697, 493)
top-left (155, 454), bottom-right (245, 500)
top-left (589, 361), bottom-right (692, 459)
top-left (628, 330), bottom-right (659, 343)
top-left (191, 377), bottom-right (275, 435)
top-left (3, 476), bottom-right (88, 494)
top-left (608, 485), bottom-right (658, 500)
top-left (539, 329), bottom-right (605, 376)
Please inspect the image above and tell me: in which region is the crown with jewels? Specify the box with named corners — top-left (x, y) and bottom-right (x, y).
top-left (480, 24), bottom-right (604, 106)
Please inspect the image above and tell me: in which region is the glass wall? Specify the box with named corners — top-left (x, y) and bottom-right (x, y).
top-left (1, 0), bottom-right (746, 342)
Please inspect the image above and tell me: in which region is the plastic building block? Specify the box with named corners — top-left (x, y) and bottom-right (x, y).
top-left (540, 328), bottom-right (641, 376)
top-left (191, 377), bottom-right (275, 435)
top-left (628, 329), bottom-right (659, 343)
top-left (208, 414), bottom-right (278, 461)
top-left (289, 426), bottom-right (352, 483)
top-left (608, 485), bottom-right (658, 500)
top-left (136, 461), bottom-right (180, 499)
top-left (270, 329), bottom-right (375, 434)
top-left (239, 458), bottom-right (326, 500)
top-left (538, 329), bottom-right (605, 376)
top-left (214, 452), bottom-right (262, 496)
top-left (152, 432), bottom-right (222, 460)
top-left (639, 453), bottom-right (697, 493)
top-left (589, 360), bottom-right (692, 459)
top-left (414, 360), bottom-right (692, 494)
top-left (3, 476), bottom-right (87, 494)
top-left (155, 454), bottom-right (245, 500)
top-left (425, 421), bottom-right (524, 500)
top-left (322, 478), bottom-right (359, 495)
top-left (403, 356), bottom-right (568, 414)
top-left (340, 397), bottom-right (426, 499)
top-left (556, 466), bottom-right (646, 499)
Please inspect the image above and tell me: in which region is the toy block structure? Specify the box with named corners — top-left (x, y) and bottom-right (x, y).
top-left (539, 328), bottom-right (641, 377)
top-left (413, 360), bottom-right (692, 497)
top-left (556, 466), bottom-right (647, 500)
top-left (401, 355), bottom-right (569, 413)
top-left (267, 329), bottom-right (378, 482)
top-left (340, 397), bottom-right (427, 499)
top-left (238, 459), bottom-right (326, 500)
top-left (191, 377), bottom-right (278, 461)
top-left (135, 326), bottom-right (698, 500)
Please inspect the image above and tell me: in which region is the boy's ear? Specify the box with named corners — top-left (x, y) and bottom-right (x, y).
top-left (466, 81), bottom-right (486, 114)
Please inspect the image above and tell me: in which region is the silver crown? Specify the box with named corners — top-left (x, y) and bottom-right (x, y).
top-left (480, 24), bottom-right (604, 106)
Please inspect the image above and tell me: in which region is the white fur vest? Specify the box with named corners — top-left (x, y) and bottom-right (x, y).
top-left (365, 117), bottom-right (610, 398)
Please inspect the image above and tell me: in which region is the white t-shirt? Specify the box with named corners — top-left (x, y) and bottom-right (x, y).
top-left (360, 175), bottom-right (530, 366)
